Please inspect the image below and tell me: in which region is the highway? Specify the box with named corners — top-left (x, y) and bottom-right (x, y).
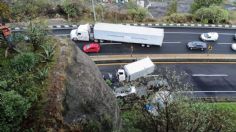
top-left (60, 26), bottom-right (236, 55)
top-left (99, 63), bottom-right (236, 98)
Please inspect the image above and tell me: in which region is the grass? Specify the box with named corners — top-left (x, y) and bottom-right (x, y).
top-left (204, 102), bottom-right (236, 129)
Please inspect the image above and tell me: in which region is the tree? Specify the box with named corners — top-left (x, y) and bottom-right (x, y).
top-left (166, 0), bottom-right (177, 16)
top-left (194, 5), bottom-right (229, 24)
top-left (62, 0), bottom-right (77, 20)
top-left (191, 0), bottom-right (223, 13)
top-left (0, 90), bottom-right (30, 131)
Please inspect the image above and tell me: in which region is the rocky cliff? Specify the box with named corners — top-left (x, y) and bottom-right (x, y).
top-left (43, 38), bottom-right (120, 131)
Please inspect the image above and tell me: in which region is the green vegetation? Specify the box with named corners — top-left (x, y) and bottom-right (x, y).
top-left (166, 0), bottom-right (177, 16)
top-left (191, 0), bottom-right (224, 13)
top-left (0, 1), bottom-right (11, 21)
top-left (194, 5), bottom-right (229, 24)
top-left (0, 90), bottom-right (30, 131)
top-left (0, 20), bottom-right (56, 131)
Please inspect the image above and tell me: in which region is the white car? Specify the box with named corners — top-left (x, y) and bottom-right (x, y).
top-left (114, 86), bottom-right (136, 97)
top-left (231, 43), bottom-right (236, 51)
top-left (200, 32), bottom-right (219, 41)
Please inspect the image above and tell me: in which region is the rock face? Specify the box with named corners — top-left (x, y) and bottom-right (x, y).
top-left (63, 44), bottom-right (120, 131)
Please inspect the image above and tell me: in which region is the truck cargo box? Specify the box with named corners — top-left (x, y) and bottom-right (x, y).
top-left (93, 23), bottom-right (164, 46)
top-left (124, 57), bottom-right (155, 81)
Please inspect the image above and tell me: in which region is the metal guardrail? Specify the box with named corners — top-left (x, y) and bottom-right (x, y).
top-left (10, 22), bottom-right (236, 31)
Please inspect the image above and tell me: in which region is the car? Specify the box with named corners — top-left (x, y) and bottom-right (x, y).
top-left (231, 43), bottom-right (236, 51)
top-left (83, 43), bottom-right (100, 53)
top-left (187, 41), bottom-right (207, 50)
top-left (114, 86), bottom-right (136, 98)
top-left (200, 32), bottom-right (219, 41)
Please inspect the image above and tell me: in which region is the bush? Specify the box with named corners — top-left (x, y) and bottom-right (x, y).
top-left (39, 43), bottom-right (56, 62)
top-left (194, 5), bottom-right (229, 24)
top-left (163, 13), bottom-right (193, 23)
top-left (11, 52), bottom-right (37, 73)
top-left (191, 0), bottom-right (223, 13)
top-left (27, 20), bottom-right (47, 51)
top-left (0, 90), bottom-right (30, 131)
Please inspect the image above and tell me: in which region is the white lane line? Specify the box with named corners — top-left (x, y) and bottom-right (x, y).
top-left (192, 74), bottom-right (228, 77)
top-left (163, 42), bottom-right (181, 44)
top-left (165, 32), bottom-right (200, 34)
top-left (180, 91), bottom-right (236, 93)
top-left (218, 43), bottom-right (233, 45)
top-left (165, 32), bottom-right (234, 36)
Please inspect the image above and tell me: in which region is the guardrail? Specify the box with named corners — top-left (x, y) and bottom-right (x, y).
top-left (10, 23), bottom-right (236, 31)
top-left (123, 23), bottom-right (236, 29)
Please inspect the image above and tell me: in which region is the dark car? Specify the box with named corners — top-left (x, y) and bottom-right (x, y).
top-left (187, 41), bottom-right (207, 50)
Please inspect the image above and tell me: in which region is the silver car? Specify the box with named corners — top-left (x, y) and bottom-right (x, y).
top-left (187, 41), bottom-right (207, 50)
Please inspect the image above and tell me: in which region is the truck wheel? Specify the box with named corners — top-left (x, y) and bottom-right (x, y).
top-left (72, 38), bottom-right (77, 41)
top-left (94, 39), bottom-right (99, 42)
top-left (141, 44), bottom-right (145, 47)
top-left (146, 45), bottom-right (150, 48)
top-left (100, 40), bottom-right (104, 43)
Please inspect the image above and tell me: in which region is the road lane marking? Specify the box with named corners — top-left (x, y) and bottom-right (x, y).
top-left (180, 91), bottom-right (236, 93)
top-left (165, 32), bottom-right (234, 36)
top-left (218, 43), bottom-right (233, 45)
top-left (192, 74), bottom-right (228, 77)
top-left (165, 32), bottom-right (200, 34)
top-left (163, 42), bottom-right (181, 44)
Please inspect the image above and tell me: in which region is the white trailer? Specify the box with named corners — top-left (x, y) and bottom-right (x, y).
top-left (116, 57), bottom-right (155, 82)
top-left (70, 23), bottom-right (164, 47)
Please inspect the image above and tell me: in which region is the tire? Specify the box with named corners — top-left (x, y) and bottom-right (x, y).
top-left (141, 44), bottom-right (145, 47)
top-left (201, 48), bottom-right (204, 51)
top-left (72, 38), bottom-right (77, 41)
top-left (146, 45), bottom-right (150, 48)
top-left (190, 47), bottom-right (193, 50)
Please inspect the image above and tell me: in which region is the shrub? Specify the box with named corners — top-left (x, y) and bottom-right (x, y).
top-left (27, 20), bottom-right (47, 51)
top-left (11, 52), bottom-right (37, 73)
top-left (35, 66), bottom-right (48, 83)
top-left (194, 5), bottom-right (229, 24)
top-left (163, 13), bottom-right (193, 23)
top-left (39, 44), bottom-right (56, 62)
top-left (0, 90), bottom-right (30, 131)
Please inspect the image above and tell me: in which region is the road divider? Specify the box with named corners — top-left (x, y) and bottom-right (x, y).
top-left (90, 54), bottom-right (236, 64)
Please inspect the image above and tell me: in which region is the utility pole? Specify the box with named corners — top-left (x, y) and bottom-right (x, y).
top-left (92, 0), bottom-right (97, 22)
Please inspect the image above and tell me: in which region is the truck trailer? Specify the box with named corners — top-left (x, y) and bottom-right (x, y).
top-left (116, 57), bottom-right (155, 82)
top-left (70, 23), bottom-right (164, 47)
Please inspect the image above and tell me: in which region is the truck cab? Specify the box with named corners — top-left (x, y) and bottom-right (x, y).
top-left (116, 69), bottom-right (126, 82)
top-left (70, 24), bottom-right (91, 41)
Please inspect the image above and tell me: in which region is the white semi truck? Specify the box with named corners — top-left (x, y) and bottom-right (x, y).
top-left (116, 57), bottom-right (155, 82)
top-left (70, 23), bottom-right (164, 47)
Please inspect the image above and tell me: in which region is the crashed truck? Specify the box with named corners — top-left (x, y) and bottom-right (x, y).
top-left (70, 23), bottom-right (164, 47)
top-left (116, 57), bottom-right (155, 82)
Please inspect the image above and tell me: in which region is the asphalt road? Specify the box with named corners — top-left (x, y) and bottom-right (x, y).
top-left (66, 27), bottom-right (236, 55)
top-left (99, 63), bottom-right (236, 98)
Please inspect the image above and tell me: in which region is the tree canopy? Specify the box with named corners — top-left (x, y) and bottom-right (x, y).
top-left (194, 5), bottom-right (229, 24)
top-left (191, 0), bottom-right (223, 12)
